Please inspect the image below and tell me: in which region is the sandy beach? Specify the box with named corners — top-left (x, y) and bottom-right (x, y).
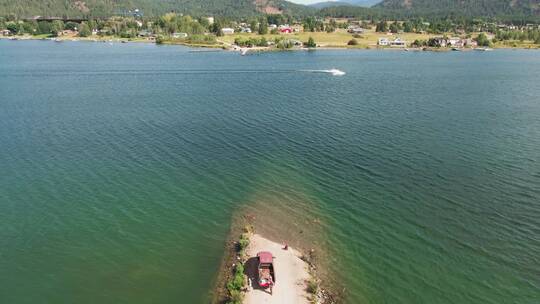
top-left (243, 234), bottom-right (311, 304)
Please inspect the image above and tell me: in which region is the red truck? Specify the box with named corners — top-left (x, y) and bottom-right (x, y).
top-left (257, 251), bottom-right (275, 288)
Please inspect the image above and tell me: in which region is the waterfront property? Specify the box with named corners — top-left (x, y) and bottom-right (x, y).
top-left (448, 37), bottom-right (463, 47)
top-left (348, 26), bottom-right (364, 34)
top-left (172, 32), bottom-right (188, 39)
top-left (390, 37), bottom-right (406, 47)
top-left (279, 25), bottom-right (293, 34)
top-left (378, 37), bottom-right (389, 46)
top-left (222, 28), bottom-right (235, 35)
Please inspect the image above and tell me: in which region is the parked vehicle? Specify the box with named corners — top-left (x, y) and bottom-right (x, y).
top-left (257, 251), bottom-right (275, 288)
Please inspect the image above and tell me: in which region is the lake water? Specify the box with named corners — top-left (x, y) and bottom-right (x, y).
top-left (1, 40), bottom-right (539, 304)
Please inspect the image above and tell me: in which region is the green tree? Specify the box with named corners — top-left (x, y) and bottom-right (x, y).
top-left (198, 17), bottom-right (209, 29)
top-left (389, 22), bottom-right (399, 33)
top-left (475, 33), bottom-right (491, 47)
top-left (65, 22), bottom-right (79, 31)
top-left (376, 21), bottom-right (388, 33)
top-left (258, 19), bottom-right (268, 35)
top-left (37, 21), bottom-right (51, 35)
top-left (78, 23), bottom-right (91, 37)
top-left (50, 20), bottom-right (64, 36)
top-left (306, 36), bottom-right (316, 48)
top-left (22, 21), bottom-right (36, 34)
top-left (249, 19), bottom-right (257, 32)
top-left (403, 22), bottom-right (414, 33)
top-left (210, 21), bottom-right (222, 36)
top-left (6, 22), bottom-right (19, 35)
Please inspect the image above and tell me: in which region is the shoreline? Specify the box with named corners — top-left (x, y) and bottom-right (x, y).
top-left (2, 36), bottom-right (539, 52)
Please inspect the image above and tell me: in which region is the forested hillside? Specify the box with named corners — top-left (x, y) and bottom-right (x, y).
top-left (376, 0), bottom-right (540, 17)
top-left (1, 0), bottom-right (540, 19)
top-left (319, 0), bottom-right (540, 20)
top-left (0, 0), bottom-right (314, 18)
top-left (310, 0), bottom-right (381, 9)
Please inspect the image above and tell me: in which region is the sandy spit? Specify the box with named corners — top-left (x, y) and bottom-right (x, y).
top-left (243, 233), bottom-right (311, 304)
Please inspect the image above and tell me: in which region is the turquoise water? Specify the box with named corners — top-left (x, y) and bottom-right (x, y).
top-left (1, 40), bottom-right (539, 303)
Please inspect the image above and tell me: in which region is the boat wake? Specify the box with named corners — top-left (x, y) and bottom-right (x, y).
top-left (20, 68), bottom-right (346, 77)
top-left (300, 69), bottom-right (346, 76)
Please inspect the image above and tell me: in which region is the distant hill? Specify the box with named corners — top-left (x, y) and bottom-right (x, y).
top-left (310, 0), bottom-right (381, 9)
top-left (375, 0), bottom-right (540, 17)
top-left (0, 0), bottom-right (315, 18)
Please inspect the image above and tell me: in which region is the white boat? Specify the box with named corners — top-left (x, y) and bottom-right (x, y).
top-left (328, 69), bottom-right (346, 76)
top-left (474, 47), bottom-right (493, 51)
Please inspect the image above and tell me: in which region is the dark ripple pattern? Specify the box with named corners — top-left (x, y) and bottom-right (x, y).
top-left (1, 40), bottom-right (539, 304)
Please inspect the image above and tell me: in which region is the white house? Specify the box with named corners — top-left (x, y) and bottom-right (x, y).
top-left (221, 28), bottom-right (235, 35)
top-left (390, 37), bottom-right (406, 47)
top-left (240, 27), bottom-right (252, 33)
top-left (378, 37), bottom-right (389, 46)
top-left (172, 32), bottom-right (188, 39)
top-left (448, 37), bottom-right (463, 47)
top-left (347, 26), bottom-right (364, 34)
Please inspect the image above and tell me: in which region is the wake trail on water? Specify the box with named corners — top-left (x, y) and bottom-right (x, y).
top-left (9, 68), bottom-right (346, 77)
top-left (298, 69), bottom-right (346, 76)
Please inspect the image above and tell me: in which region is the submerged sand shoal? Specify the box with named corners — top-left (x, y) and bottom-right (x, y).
top-left (243, 234), bottom-right (311, 304)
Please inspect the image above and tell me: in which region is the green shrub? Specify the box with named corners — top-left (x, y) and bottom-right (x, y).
top-left (227, 290), bottom-right (242, 304)
top-left (348, 39), bottom-right (358, 46)
top-left (238, 233), bottom-right (249, 254)
top-left (307, 279), bottom-right (318, 294)
top-left (187, 34), bottom-right (216, 44)
top-left (305, 36), bottom-right (316, 48)
top-left (226, 262), bottom-right (245, 304)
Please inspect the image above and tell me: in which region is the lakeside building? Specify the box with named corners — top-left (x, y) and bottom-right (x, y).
top-left (448, 37), bottom-right (463, 47)
top-left (1, 29), bottom-right (11, 36)
top-left (172, 32), bottom-right (188, 39)
top-left (378, 37), bottom-right (407, 47)
top-left (348, 26), bottom-right (364, 34)
top-left (239, 26), bottom-right (252, 33)
top-left (137, 30), bottom-right (155, 38)
top-left (390, 37), bottom-right (406, 47)
top-left (221, 28), bottom-right (235, 35)
top-left (431, 37), bottom-right (478, 48)
top-left (279, 24), bottom-right (292, 34)
top-left (59, 30), bottom-right (78, 36)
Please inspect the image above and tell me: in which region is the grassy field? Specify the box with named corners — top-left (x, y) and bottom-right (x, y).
top-left (493, 40), bottom-right (540, 48)
top-left (219, 28), bottom-right (433, 48)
